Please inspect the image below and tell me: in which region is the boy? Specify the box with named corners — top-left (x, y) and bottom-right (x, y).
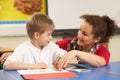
top-left (3, 13), bottom-right (67, 70)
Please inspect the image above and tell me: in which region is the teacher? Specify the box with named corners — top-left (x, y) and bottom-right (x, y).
top-left (55, 14), bottom-right (118, 70)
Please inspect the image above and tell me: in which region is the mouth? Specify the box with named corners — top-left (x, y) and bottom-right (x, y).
top-left (78, 38), bottom-right (83, 42)
top-left (77, 39), bottom-right (83, 45)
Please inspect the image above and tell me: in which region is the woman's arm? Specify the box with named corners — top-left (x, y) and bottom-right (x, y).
top-left (75, 50), bottom-right (106, 67)
top-left (56, 50), bottom-right (106, 70)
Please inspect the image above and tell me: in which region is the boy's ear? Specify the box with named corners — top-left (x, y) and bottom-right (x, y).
top-left (34, 32), bottom-right (40, 39)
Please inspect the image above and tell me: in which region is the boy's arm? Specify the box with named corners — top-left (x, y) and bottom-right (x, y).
top-left (3, 60), bottom-right (47, 70)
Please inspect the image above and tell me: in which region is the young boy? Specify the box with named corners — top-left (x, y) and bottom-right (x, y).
top-left (3, 13), bottom-right (67, 70)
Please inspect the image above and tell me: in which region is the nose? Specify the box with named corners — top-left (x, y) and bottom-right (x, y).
top-left (77, 30), bottom-right (82, 38)
top-left (49, 35), bottom-right (53, 40)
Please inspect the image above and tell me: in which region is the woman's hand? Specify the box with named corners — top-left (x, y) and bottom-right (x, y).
top-left (54, 50), bottom-right (78, 70)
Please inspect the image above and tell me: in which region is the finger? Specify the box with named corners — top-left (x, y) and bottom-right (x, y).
top-left (0, 56), bottom-right (4, 61)
top-left (1, 59), bottom-right (5, 64)
top-left (63, 59), bottom-right (69, 68)
top-left (58, 58), bottom-right (68, 70)
top-left (55, 59), bottom-right (63, 70)
top-left (52, 62), bottom-right (57, 68)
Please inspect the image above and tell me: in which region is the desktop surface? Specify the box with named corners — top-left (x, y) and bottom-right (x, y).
top-left (0, 62), bottom-right (120, 80)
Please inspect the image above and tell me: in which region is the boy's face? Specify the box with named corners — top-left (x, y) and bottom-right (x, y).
top-left (37, 30), bottom-right (53, 47)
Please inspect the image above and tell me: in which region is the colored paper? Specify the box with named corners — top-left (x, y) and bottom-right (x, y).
top-left (17, 69), bottom-right (77, 79)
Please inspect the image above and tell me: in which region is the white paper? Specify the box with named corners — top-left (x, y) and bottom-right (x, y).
top-left (17, 69), bottom-right (68, 75)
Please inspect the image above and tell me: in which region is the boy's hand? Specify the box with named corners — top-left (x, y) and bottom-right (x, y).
top-left (35, 62), bottom-right (47, 69)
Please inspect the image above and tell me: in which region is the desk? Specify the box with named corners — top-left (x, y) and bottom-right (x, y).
top-left (0, 62), bottom-right (120, 80)
top-left (0, 47), bottom-right (13, 54)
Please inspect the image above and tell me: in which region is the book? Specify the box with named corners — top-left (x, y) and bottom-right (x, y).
top-left (64, 63), bottom-right (91, 72)
top-left (68, 63), bottom-right (90, 69)
top-left (17, 69), bottom-right (77, 79)
top-left (65, 66), bottom-right (91, 72)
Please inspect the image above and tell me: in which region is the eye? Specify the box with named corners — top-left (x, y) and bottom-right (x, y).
top-left (79, 28), bottom-right (88, 36)
top-left (48, 33), bottom-right (52, 36)
top-left (82, 31), bottom-right (88, 36)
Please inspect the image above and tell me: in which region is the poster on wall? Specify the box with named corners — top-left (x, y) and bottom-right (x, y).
top-left (0, 0), bottom-right (47, 24)
top-left (0, 0), bottom-right (47, 36)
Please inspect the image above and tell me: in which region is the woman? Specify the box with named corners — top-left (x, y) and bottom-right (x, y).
top-left (55, 14), bottom-right (118, 70)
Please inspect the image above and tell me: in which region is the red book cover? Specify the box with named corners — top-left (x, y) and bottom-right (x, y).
top-left (17, 69), bottom-right (77, 80)
top-left (22, 72), bottom-right (77, 79)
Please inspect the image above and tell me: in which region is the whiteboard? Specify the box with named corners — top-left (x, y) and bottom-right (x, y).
top-left (48, 0), bottom-right (120, 29)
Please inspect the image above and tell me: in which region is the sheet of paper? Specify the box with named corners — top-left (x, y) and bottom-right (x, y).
top-left (17, 69), bottom-right (68, 74)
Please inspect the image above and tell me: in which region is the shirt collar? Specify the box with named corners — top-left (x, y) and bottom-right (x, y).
top-left (28, 41), bottom-right (40, 52)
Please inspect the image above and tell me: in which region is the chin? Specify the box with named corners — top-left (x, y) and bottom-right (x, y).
top-left (44, 43), bottom-right (49, 46)
top-left (78, 43), bottom-right (83, 46)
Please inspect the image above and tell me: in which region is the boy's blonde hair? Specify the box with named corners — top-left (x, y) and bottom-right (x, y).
top-left (26, 13), bottom-right (55, 39)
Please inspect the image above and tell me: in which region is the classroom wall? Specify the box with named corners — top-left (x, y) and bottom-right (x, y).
top-left (0, 34), bottom-right (120, 62)
top-left (0, 0), bottom-right (120, 36)
top-left (48, 0), bottom-right (120, 29)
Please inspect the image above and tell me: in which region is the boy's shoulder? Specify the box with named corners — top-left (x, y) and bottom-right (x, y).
top-left (15, 41), bottom-right (31, 49)
top-left (18, 41), bottom-right (30, 46)
top-left (45, 42), bottom-right (61, 49)
top-left (47, 41), bottom-right (57, 47)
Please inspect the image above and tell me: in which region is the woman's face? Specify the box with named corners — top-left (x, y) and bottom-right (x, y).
top-left (77, 22), bottom-right (98, 47)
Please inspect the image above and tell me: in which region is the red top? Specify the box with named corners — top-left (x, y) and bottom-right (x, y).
top-left (55, 38), bottom-right (110, 65)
